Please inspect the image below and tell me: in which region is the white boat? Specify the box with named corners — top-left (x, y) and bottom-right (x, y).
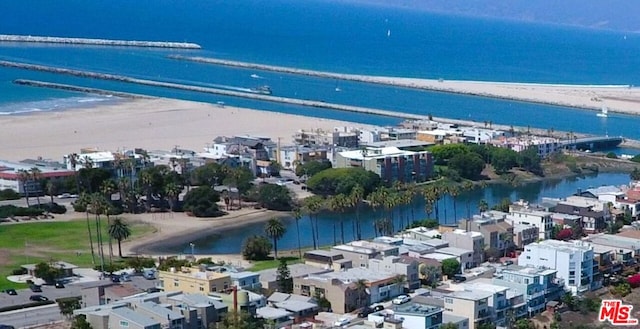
top-left (387, 29), bottom-right (391, 37)
top-left (597, 107), bottom-right (608, 118)
top-left (250, 74), bottom-right (261, 79)
top-left (335, 87), bottom-right (342, 92)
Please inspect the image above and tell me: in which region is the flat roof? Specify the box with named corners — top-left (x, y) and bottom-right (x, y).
top-left (111, 307), bottom-right (160, 327)
top-left (420, 253), bottom-right (457, 261)
top-left (589, 234), bottom-right (640, 250)
top-left (363, 140), bottom-right (431, 149)
top-left (259, 264), bottom-right (331, 282)
top-left (450, 289), bottom-right (493, 301)
top-left (312, 267), bottom-right (397, 285)
top-left (438, 247), bottom-right (473, 257)
top-left (394, 302), bottom-right (441, 316)
top-left (138, 301), bottom-right (183, 320)
top-left (256, 306), bottom-right (292, 319)
top-left (338, 146), bottom-right (420, 160)
top-left (275, 300), bottom-right (318, 312)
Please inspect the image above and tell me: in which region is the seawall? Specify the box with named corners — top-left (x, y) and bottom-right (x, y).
top-left (0, 34), bottom-right (201, 49)
top-left (13, 79), bottom-right (155, 99)
top-left (168, 55), bottom-right (636, 114)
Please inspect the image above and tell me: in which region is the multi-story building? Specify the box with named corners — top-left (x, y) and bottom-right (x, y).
top-left (393, 303), bottom-right (443, 329)
top-left (587, 234), bottom-right (640, 266)
top-left (512, 223), bottom-right (539, 248)
top-left (158, 267), bottom-right (231, 294)
top-left (444, 290), bottom-right (493, 329)
top-left (293, 127), bottom-right (359, 148)
top-left (335, 146), bottom-right (433, 183)
top-left (368, 256), bottom-right (420, 290)
top-left (437, 247), bottom-right (475, 270)
top-left (518, 240), bottom-right (597, 295)
top-left (277, 145), bottom-right (328, 171)
top-left (332, 241), bottom-right (399, 268)
top-left (292, 274), bottom-right (367, 314)
top-left (258, 264), bottom-right (332, 291)
top-left (492, 265), bottom-right (563, 316)
top-left (553, 196), bottom-right (611, 233)
top-left (458, 211), bottom-right (514, 257)
top-left (202, 265), bottom-right (262, 291)
top-left (453, 280), bottom-right (510, 327)
top-left (0, 160), bottom-right (75, 195)
top-left (442, 229), bottom-right (485, 267)
top-left (507, 201), bottom-right (553, 240)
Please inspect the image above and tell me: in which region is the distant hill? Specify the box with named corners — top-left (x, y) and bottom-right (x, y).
top-left (342, 0), bottom-right (640, 33)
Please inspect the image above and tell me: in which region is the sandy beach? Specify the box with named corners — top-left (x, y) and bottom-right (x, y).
top-left (174, 55), bottom-right (640, 115)
top-left (0, 97), bottom-right (374, 162)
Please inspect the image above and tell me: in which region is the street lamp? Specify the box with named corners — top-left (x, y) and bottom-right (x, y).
top-left (189, 243), bottom-right (195, 259)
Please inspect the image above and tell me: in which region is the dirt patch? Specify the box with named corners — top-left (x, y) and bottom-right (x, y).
top-left (0, 249), bottom-right (10, 266)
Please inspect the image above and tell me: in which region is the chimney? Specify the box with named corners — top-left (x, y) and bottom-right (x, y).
top-left (232, 285), bottom-right (238, 312)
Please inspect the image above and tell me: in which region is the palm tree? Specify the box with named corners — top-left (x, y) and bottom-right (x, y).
top-left (392, 274), bottom-right (407, 293)
top-left (46, 180), bottom-right (56, 205)
top-left (350, 185), bottom-right (364, 240)
top-left (29, 167), bottom-right (43, 207)
top-left (478, 199), bottom-right (489, 214)
top-left (139, 170), bottom-right (153, 212)
top-left (292, 206), bottom-right (303, 259)
top-left (67, 153), bottom-right (81, 193)
top-left (17, 169), bottom-right (31, 207)
top-left (90, 193), bottom-right (106, 272)
top-left (100, 180), bottom-right (117, 263)
top-left (405, 183), bottom-right (418, 224)
top-left (165, 182), bottom-right (181, 212)
top-left (328, 194), bottom-right (347, 244)
top-left (303, 196), bottom-right (323, 249)
top-left (76, 193), bottom-right (96, 265)
top-left (354, 279), bottom-right (369, 310)
top-left (500, 231), bottom-right (514, 258)
top-left (265, 217), bottom-right (286, 259)
top-left (448, 185), bottom-right (460, 222)
top-left (462, 181), bottom-right (474, 218)
top-left (109, 218), bottom-right (131, 258)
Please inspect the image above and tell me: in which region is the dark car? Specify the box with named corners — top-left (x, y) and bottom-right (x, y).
top-left (29, 295), bottom-right (48, 302)
top-left (29, 284), bottom-right (42, 292)
top-left (4, 289), bottom-right (17, 296)
top-left (372, 304), bottom-right (384, 312)
top-left (357, 308), bottom-right (373, 318)
top-left (55, 281), bottom-right (65, 289)
top-left (0, 325), bottom-right (16, 329)
top-left (110, 275), bottom-right (121, 283)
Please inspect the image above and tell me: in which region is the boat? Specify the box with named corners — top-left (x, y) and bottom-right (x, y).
top-left (387, 29), bottom-right (391, 37)
top-left (250, 85), bottom-right (272, 95)
top-left (597, 107), bottom-right (608, 118)
top-left (335, 87), bottom-right (342, 92)
top-left (250, 74), bottom-right (261, 79)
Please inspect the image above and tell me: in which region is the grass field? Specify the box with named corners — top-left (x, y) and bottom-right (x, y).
top-left (249, 256), bottom-right (302, 272)
top-left (0, 218), bottom-right (155, 290)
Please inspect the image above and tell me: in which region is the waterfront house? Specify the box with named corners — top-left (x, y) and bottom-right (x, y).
top-left (292, 274), bottom-right (367, 314)
top-left (332, 241), bottom-right (399, 269)
top-left (303, 250), bottom-right (352, 271)
top-left (293, 127), bottom-right (359, 148)
top-left (553, 197), bottom-right (610, 233)
top-left (458, 212), bottom-right (514, 258)
top-left (416, 288), bottom-right (492, 329)
top-left (507, 201), bottom-right (553, 240)
top-left (158, 267), bottom-right (231, 295)
top-left (368, 256), bottom-right (420, 290)
top-left (518, 240), bottom-right (598, 295)
top-left (442, 229), bottom-right (485, 267)
top-left (277, 145), bottom-right (328, 171)
top-left (512, 223), bottom-right (539, 248)
top-left (334, 145), bottom-right (433, 184)
top-left (587, 233), bottom-right (640, 265)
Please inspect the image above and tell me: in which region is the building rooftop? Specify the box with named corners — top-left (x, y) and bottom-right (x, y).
top-left (588, 234), bottom-right (640, 251)
top-left (584, 186), bottom-right (624, 197)
top-left (111, 306), bottom-right (160, 327)
top-left (420, 252), bottom-right (457, 262)
top-left (138, 301), bottom-right (183, 321)
top-left (407, 227), bottom-right (442, 238)
top-left (438, 247), bottom-right (473, 257)
top-left (499, 265), bottom-right (556, 277)
top-left (259, 264), bottom-right (331, 283)
top-left (159, 268), bottom-right (230, 281)
top-left (348, 240), bottom-right (399, 252)
top-left (275, 300), bottom-right (318, 313)
top-left (304, 249), bottom-right (344, 259)
top-left (445, 229), bottom-right (483, 238)
top-left (256, 306), bottom-right (292, 320)
top-left (394, 302), bottom-right (442, 316)
top-left (373, 236), bottom-right (404, 245)
top-left (177, 293), bottom-right (227, 309)
top-left (442, 313), bottom-right (468, 325)
top-left (363, 140), bottom-right (432, 149)
top-left (267, 292), bottom-right (314, 304)
top-left (310, 267), bottom-right (397, 285)
top-left (450, 289), bottom-right (493, 301)
top-left (527, 239), bottom-right (593, 253)
top-left (338, 146), bottom-right (420, 160)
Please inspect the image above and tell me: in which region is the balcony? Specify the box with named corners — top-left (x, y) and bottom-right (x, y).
top-left (527, 291), bottom-right (545, 300)
top-left (477, 310), bottom-right (491, 320)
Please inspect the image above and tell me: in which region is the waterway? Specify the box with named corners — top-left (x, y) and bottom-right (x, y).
top-left (187, 172), bottom-right (632, 254)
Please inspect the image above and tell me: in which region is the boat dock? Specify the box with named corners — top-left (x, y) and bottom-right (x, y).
top-left (0, 34), bottom-right (201, 49)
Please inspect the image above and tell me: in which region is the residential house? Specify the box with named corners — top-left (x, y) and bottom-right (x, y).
top-left (266, 292), bottom-right (319, 319)
top-left (441, 289), bottom-right (493, 329)
top-left (293, 127), bottom-right (359, 148)
top-left (437, 247), bottom-right (475, 270)
top-left (256, 307), bottom-right (294, 328)
top-left (368, 256), bottom-right (420, 290)
top-left (277, 145), bottom-right (328, 171)
top-left (393, 303), bottom-right (443, 329)
top-left (458, 212), bottom-right (514, 258)
top-left (406, 227), bottom-right (444, 241)
top-left (332, 241), bottom-right (399, 268)
top-left (492, 265), bottom-right (563, 316)
top-left (258, 264), bottom-right (332, 291)
top-left (334, 146), bottom-right (433, 183)
top-left (587, 233), bottom-right (640, 266)
top-left (303, 250), bottom-right (352, 271)
top-left (507, 201), bottom-right (553, 240)
top-left (553, 196), bottom-right (611, 233)
top-left (315, 268), bottom-right (406, 305)
top-left (512, 223), bottom-right (539, 248)
top-left (292, 274), bottom-right (366, 314)
top-left (442, 229), bottom-right (485, 267)
top-left (450, 280), bottom-right (509, 327)
top-left (134, 301), bottom-right (186, 329)
top-left (158, 267), bottom-right (231, 294)
top-left (518, 240), bottom-right (598, 295)
top-left (203, 265), bottom-right (261, 290)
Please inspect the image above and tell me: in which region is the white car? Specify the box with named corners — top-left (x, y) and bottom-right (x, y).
top-left (333, 317), bottom-right (350, 327)
top-left (392, 294), bottom-right (411, 305)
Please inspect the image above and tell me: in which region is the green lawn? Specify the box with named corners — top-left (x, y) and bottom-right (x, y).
top-left (249, 256), bottom-right (302, 272)
top-left (0, 218), bottom-right (154, 290)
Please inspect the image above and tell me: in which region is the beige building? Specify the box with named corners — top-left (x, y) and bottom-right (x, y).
top-left (293, 275), bottom-right (366, 314)
top-left (332, 241), bottom-right (399, 268)
top-left (159, 267), bottom-right (231, 294)
top-left (444, 290), bottom-right (493, 329)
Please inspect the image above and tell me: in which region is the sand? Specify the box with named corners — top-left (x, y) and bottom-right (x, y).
top-left (0, 97), bottom-right (374, 162)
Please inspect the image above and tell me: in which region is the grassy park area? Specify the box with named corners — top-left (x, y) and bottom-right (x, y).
top-left (0, 218), bottom-right (154, 290)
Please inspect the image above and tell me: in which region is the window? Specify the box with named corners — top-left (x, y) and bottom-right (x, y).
top-left (120, 321), bottom-right (129, 327)
top-left (199, 287), bottom-right (204, 291)
top-left (174, 282), bottom-right (179, 287)
top-left (445, 298), bottom-right (453, 304)
top-left (211, 286), bottom-right (217, 292)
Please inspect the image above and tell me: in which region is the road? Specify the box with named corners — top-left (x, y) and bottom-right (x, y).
top-left (0, 196), bottom-right (76, 208)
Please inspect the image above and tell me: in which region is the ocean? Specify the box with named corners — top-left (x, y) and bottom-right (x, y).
top-left (1, 0), bottom-right (640, 140)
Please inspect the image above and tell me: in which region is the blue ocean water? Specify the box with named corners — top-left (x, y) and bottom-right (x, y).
top-left (1, 0), bottom-right (640, 140)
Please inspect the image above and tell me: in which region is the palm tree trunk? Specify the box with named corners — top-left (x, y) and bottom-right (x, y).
top-left (86, 211), bottom-right (96, 265)
top-left (355, 205), bottom-right (361, 240)
top-left (309, 216), bottom-right (317, 249)
top-left (118, 239), bottom-right (123, 258)
top-left (107, 214), bottom-right (113, 264)
top-left (340, 213), bottom-right (345, 244)
top-left (23, 182), bottom-right (30, 207)
top-left (273, 237), bottom-right (278, 259)
top-left (95, 213), bottom-right (105, 272)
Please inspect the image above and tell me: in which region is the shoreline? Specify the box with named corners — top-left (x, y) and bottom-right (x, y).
top-left (169, 55), bottom-right (640, 116)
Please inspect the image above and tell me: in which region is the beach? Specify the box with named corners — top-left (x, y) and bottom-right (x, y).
top-left (0, 97), bottom-right (374, 162)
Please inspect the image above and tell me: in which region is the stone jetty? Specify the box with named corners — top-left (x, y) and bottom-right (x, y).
top-left (13, 79), bottom-right (154, 99)
top-left (0, 34), bottom-right (201, 49)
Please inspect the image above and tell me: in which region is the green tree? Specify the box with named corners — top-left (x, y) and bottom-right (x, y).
top-left (491, 197), bottom-right (512, 212)
top-left (306, 167), bottom-right (381, 196)
top-left (631, 167), bottom-right (640, 181)
top-left (449, 152), bottom-right (485, 180)
top-left (70, 315), bottom-right (93, 329)
top-left (295, 160), bottom-right (332, 177)
top-left (327, 194), bottom-right (348, 244)
top-left (257, 184), bottom-right (293, 211)
top-left (276, 258), bottom-right (293, 293)
top-left (429, 144), bottom-right (471, 165)
top-left (490, 147), bottom-right (519, 174)
top-left (108, 218), bottom-right (131, 258)
top-left (57, 297), bottom-right (81, 319)
top-left (164, 182), bottom-right (182, 212)
top-left (183, 186), bottom-right (221, 217)
top-left (441, 258), bottom-right (461, 278)
top-left (441, 324), bottom-right (458, 329)
top-left (241, 235), bottom-right (272, 261)
top-left (292, 206), bottom-right (303, 259)
top-left (34, 262), bottom-right (63, 283)
top-left (478, 199), bottom-right (489, 213)
top-left (420, 264), bottom-right (441, 286)
top-left (17, 169), bottom-right (31, 207)
top-left (514, 319), bottom-right (535, 329)
top-left (264, 217), bottom-right (286, 259)
top-left (191, 162), bottom-right (229, 187)
top-left (350, 184), bottom-right (365, 240)
top-left (353, 279), bottom-right (370, 311)
top-left (303, 195), bottom-right (323, 249)
top-left (217, 310), bottom-right (264, 329)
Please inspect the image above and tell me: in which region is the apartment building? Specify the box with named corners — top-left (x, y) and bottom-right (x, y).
top-left (518, 240), bottom-right (598, 295)
top-left (444, 290), bottom-right (493, 329)
top-left (553, 196), bottom-right (611, 233)
top-left (332, 241), bottom-right (399, 268)
top-left (292, 274), bottom-right (365, 314)
top-left (158, 267), bottom-right (231, 294)
top-left (442, 229), bottom-right (485, 267)
top-left (393, 303), bottom-right (443, 329)
top-left (293, 127), bottom-right (359, 148)
top-left (507, 202), bottom-right (553, 240)
top-left (512, 223), bottom-right (539, 248)
top-left (492, 266), bottom-right (563, 316)
top-left (458, 211), bottom-right (514, 257)
top-left (452, 280), bottom-right (509, 327)
top-left (368, 256), bottom-right (420, 290)
top-left (335, 146), bottom-right (433, 183)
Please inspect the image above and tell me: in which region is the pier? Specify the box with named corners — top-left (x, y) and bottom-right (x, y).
top-left (561, 136), bottom-right (624, 152)
top-left (0, 34), bottom-right (201, 49)
top-left (13, 80), bottom-right (154, 99)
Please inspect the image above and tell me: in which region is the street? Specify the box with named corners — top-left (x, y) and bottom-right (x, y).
top-left (0, 304), bottom-right (63, 328)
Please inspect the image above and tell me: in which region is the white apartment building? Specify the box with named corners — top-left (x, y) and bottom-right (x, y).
top-left (508, 201), bottom-right (553, 240)
top-left (518, 240), bottom-right (597, 295)
top-left (442, 229), bottom-right (485, 267)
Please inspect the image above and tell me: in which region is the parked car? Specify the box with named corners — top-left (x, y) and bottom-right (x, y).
top-left (357, 308), bottom-right (372, 318)
top-left (333, 317), bottom-right (350, 327)
top-left (4, 289), bottom-right (17, 296)
top-left (55, 281), bottom-right (65, 289)
top-left (392, 294), bottom-right (411, 305)
top-left (371, 304), bottom-right (384, 312)
top-left (29, 284), bottom-right (42, 292)
top-left (29, 295), bottom-right (48, 302)
top-left (0, 325), bottom-right (16, 329)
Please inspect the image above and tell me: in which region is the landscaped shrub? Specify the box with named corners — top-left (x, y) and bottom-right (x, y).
top-left (12, 267), bottom-right (27, 275)
top-left (33, 203), bottom-right (67, 214)
top-left (0, 205), bottom-right (44, 218)
top-left (628, 274), bottom-right (640, 288)
top-left (0, 189), bottom-right (20, 201)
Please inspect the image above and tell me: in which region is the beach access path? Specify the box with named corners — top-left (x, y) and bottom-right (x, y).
top-left (0, 97), bottom-right (377, 162)
top-left (171, 55), bottom-right (640, 116)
